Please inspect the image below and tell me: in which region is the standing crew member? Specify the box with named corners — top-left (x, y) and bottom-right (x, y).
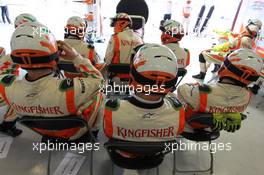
top-left (0, 0), bottom-right (11, 24)
top-left (182, 0), bottom-right (192, 35)
top-left (163, 0), bottom-right (172, 20)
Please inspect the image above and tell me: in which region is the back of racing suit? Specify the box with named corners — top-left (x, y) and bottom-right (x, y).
top-left (64, 38), bottom-right (99, 66)
top-left (0, 55), bottom-right (104, 140)
top-left (177, 83), bottom-right (251, 128)
top-left (104, 94), bottom-right (185, 142)
top-left (105, 29), bottom-right (143, 83)
top-left (165, 43), bottom-right (190, 69)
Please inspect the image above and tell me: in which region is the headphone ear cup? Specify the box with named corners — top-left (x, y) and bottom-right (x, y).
top-left (110, 19), bottom-right (116, 27)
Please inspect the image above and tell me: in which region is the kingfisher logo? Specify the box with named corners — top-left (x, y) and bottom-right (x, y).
top-left (208, 104), bottom-right (248, 113)
top-left (120, 40), bottom-right (141, 47)
top-left (117, 126), bottom-right (175, 139)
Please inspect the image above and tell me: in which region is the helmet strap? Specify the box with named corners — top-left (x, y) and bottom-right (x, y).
top-left (11, 51), bottom-right (59, 65)
top-left (222, 59), bottom-right (259, 82)
top-left (130, 64), bottom-right (178, 90)
top-left (219, 77), bottom-right (247, 87)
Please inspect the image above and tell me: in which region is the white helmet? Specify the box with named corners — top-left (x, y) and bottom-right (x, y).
top-left (246, 19), bottom-right (262, 37)
top-left (160, 20), bottom-right (184, 43)
top-left (110, 13), bottom-right (132, 30)
top-left (10, 22), bottom-right (58, 69)
top-left (218, 48), bottom-right (263, 86)
top-left (65, 16), bottom-right (86, 39)
top-left (14, 13), bottom-right (37, 28)
top-left (0, 47), bottom-right (5, 57)
top-left (248, 19), bottom-right (262, 30)
top-left (130, 43), bottom-right (178, 94)
top-left (116, 13), bottom-right (131, 20)
top-left (161, 20), bottom-right (184, 35)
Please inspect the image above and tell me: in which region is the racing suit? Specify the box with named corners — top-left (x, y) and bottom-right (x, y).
top-left (250, 59), bottom-right (264, 94)
top-left (0, 55), bottom-right (104, 140)
top-left (0, 50), bottom-right (17, 121)
top-left (105, 29), bottom-right (143, 84)
top-left (177, 82), bottom-right (251, 128)
top-left (0, 54), bottom-right (17, 122)
top-left (105, 28), bottom-right (143, 65)
top-left (64, 38), bottom-right (100, 66)
top-left (0, 49), bottom-right (22, 136)
top-left (104, 94), bottom-right (185, 142)
top-left (164, 43), bottom-right (190, 69)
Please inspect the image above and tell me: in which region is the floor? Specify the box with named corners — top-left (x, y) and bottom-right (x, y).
top-left (0, 1), bottom-right (264, 175)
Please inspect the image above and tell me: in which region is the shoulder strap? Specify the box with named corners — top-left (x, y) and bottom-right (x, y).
top-left (112, 34), bottom-right (120, 64)
top-left (104, 106), bottom-right (113, 138)
top-left (198, 84), bottom-right (211, 113)
top-left (166, 96), bottom-right (185, 135)
top-left (59, 79), bottom-right (76, 115)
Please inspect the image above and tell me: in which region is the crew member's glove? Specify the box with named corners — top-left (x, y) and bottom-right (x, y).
top-left (212, 114), bottom-right (226, 131)
top-left (224, 113), bottom-right (242, 133)
top-left (212, 42), bottom-right (230, 52)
